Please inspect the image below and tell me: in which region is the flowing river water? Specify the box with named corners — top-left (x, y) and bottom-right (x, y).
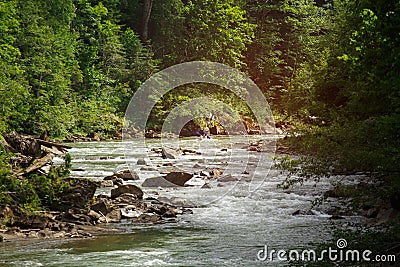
top-left (0, 136), bottom-right (362, 266)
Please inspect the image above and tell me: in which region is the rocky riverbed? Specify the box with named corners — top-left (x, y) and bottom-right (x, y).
top-left (1, 133), bottom-right (397, 253)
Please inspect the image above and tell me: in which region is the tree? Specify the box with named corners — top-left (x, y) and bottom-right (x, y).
top-left (0, 0), bottom-right (30, 133)
top-left (141, 0), bottom-right (153, 42)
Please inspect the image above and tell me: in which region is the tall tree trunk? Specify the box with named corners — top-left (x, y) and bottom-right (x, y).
top-left (141, 0), bottom-right (153, 42)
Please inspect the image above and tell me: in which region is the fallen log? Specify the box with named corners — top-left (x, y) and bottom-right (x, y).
top-left (19, 153), bottom-right (54, 176)
top-left (38, 140), bottom-right (71, 150)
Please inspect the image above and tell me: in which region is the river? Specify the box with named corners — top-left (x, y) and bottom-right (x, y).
top-left (0, 136), bottom-right (348, 266)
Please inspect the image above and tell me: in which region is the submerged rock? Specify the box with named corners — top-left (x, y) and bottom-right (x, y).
top-left (161, 147), bottom-right (180, 159)
top-left (137, 158), bottom-right (147, 165)
top-left (201, 183), bottom-right (212, 189)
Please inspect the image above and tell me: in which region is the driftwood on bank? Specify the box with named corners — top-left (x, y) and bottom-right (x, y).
top-left (2, 132), bottom-right (69, 176)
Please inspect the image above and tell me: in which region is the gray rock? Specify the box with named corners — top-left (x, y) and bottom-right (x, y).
top-left (111, 184), bottom-right (143, 199)
top-left (164, 171), bottom-right (193, 186)
top-left (161, 147), bottom-right (180, 159)
top-left (137, 158), bottom-right (147, 165)
top-left (142, 177), bottom-right (179, 187)
top-left (106, 209), bottom-right (122, 223)
top-left (113, 169), bottom-right (140, 180)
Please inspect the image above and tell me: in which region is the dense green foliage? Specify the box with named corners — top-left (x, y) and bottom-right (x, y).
top-left (275, 0), bottom-right (400, 195)
top-left (0, 0), bottom-right (398, 209)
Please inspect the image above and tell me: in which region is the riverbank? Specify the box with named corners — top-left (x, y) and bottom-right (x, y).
top-left (0, 133), bottom-right (194, 243)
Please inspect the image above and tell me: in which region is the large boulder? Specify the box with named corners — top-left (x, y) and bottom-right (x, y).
top-left (164, 171), bottom-right (193, 186)
top-left (111, 184), bottom-right (143, 199)
top-left (161, 147), bottom-right (180, 159)
top-left (60, 178), bottom-right (97, 209)
top-left (142, 177), bottom-right (179, 187)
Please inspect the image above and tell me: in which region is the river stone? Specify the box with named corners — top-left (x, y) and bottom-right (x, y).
top-left (201, 183), bottom-right (212, 189)
top-left (111, 184), bottom-right (143, 199)
top-left (137, 158), bottom-right (147, 165)
top-left (135, 214), bottom-right (161, 223)
top-left (164, 171), bottom-right (193, 186)
top-left (113, 169), bottom-right (139, 180)
top-left (106, 209), bottom-right (122, 223)
top-left (216, 174), bottom-right (238, 182)
top-left (142, 177), bottom-right (179, 187)
top-left (161, 147), bottom-right (180, 159)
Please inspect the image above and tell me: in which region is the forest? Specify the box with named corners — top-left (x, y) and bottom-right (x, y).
top-left (0, 0), bottom-right (399, 259)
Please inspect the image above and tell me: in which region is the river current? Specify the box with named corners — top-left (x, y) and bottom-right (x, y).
top-left (0, 136), bottom-right (346, 266)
